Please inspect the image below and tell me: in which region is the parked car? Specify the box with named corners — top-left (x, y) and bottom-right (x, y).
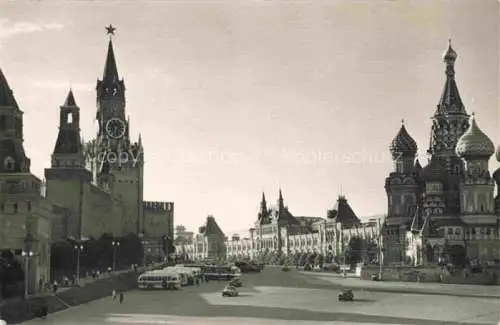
top-left (222, 284), bottom-right (239, 297)
top-left (281, 266), bottom-right (290, 272)
top-left (235, 261), bottom-right (262, 273)
top-left (338, 289), bottom-right (354, 301)
top-left (229, 277), bottom-right (243, 287)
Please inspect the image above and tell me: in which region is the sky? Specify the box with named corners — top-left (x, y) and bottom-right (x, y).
top-left (0, 0), bottom-right (499, 236)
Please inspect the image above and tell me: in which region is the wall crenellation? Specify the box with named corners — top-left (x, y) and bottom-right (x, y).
top-left (143, 201), bottom-right (173, 213)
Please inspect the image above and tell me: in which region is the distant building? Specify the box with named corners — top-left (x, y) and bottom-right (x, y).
top-left (225, 189), bottom-right (381, 263)
top-left (175, 215), bottom-right (226, 261)
top-left (175, 225), bottom-right (194, 245)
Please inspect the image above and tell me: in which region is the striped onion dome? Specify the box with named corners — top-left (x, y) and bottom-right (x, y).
top-left (455, 114), bottom-right (494, 158)
top-left (390, 122), bottom-right (418, 158)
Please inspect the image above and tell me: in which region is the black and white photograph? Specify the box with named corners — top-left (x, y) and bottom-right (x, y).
top-left (0, 0), bottom-right (499, 324)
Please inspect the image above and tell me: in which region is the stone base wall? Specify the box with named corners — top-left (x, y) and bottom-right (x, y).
top-left (361, 265), bottom-right (499, 285)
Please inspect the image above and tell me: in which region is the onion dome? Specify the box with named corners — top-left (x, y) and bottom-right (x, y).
top-left (419, 157), bottom-right (447, 182)
top-left (443, 39), bottom-right (457, 62)
top-left (389, 121), bottom-right (418, 158)
top-left (455, 114), bottom-right (495, 158)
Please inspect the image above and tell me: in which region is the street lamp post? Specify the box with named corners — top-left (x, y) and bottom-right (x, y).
top-left (139, 233), bottom-right (147, 267)
top-left (22, 233), bottom-right (35, 299)
top-left (164, 236), bottom-right (169, 262)
top-left (143, 242), bottom-right (147, 267)
top-left (112, 240), bottom-right (120, 274)
top-left (377, 218), bottom-right (383, 281)
top-left (74, 243), bottom-right (84, 285)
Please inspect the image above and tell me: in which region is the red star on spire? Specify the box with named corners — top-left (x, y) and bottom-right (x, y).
top-left (105, 24), bottom-right (116, 35)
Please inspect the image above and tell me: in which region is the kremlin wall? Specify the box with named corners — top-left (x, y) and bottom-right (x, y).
top-left (0, 30), bottom-right (174, 296)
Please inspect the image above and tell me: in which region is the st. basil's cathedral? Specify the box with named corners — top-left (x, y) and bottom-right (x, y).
top-left (385, 41), bottom-right (499, 265)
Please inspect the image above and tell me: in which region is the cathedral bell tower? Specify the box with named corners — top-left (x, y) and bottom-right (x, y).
top-left (427, 40), bottom-right (470, 214)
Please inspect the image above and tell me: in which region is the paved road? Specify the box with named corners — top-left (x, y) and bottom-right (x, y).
top-left (23, 268), bottom-right (500, 325)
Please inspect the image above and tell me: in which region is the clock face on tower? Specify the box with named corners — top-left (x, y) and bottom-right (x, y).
top-left (105, 117), bottom-right (126, 139)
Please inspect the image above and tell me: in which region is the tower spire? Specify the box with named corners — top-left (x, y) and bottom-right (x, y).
top-left (0, 69), bottom-right (19, 109)
top-left (278, 187), bottom-right (284, 210)
top-left (103, 37), bottom-right (119, 82)
top-left (0, 69), bottom-right (30, 173)
top-left (436, 39), bottom-right (466, 115)
top-left (64, 88), bottom-right (76, 106)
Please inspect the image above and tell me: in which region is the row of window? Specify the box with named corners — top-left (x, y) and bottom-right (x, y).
top-left (0, 201), bottom-right (32, 212)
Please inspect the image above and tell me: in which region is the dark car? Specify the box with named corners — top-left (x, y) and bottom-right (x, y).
top-left (222, 284), bottom-right (238, 297)
top-left (235, 261), bottom-right (261, 273)
top-left (229, 277), bottom-right (243, 287)
top-left (338, 289), bottom-right (354, 301)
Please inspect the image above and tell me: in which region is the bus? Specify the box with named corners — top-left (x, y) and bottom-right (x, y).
top-left (163, 266), bottom-right (194, 286)
top-left (204, 265), bottom-right (241, 281)
top-left (137, 270), bottom-right (181, 290)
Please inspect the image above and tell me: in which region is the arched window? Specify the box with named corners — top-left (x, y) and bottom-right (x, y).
top-left (3, 156), bottom-right (14, 170)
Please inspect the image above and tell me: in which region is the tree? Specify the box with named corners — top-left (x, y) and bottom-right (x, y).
top-left (345, 237), bottom-right (364, 266)
top-left (314, 253), bottom-right (325, 268)
top-left (0, 251), bottom-right (24, 299)
top-left (50, 239), bottom-right (74, 278)
top-left (298, 252), bottom-right (308, 266)
top-left (325, 251), bottom-right (335, 264)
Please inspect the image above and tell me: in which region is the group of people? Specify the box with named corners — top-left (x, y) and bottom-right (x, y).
top-left (111, 289), bottom-right (124, 303)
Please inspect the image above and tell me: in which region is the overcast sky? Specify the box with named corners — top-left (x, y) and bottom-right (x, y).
top-left (0, 0), bottom-right (498, 235)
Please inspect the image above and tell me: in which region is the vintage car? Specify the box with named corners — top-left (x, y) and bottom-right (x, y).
top-left (229, 277), bottom-right (243, 287)
top-left (281, 266), bottom-right (290, 272)
top-left (338, 289), bottom-right (354, 301)
top-left (222, 284), bottom-right (239, 297)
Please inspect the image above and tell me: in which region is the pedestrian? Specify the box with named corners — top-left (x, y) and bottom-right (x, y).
top-left (112, 289), bottom-right (117, 300)
top-left (41, 301), bottom-right (48, 319)
top-left (196, 277), bottom-right (200, 287)
top-left (119, 293), bottom-right (124, 304)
